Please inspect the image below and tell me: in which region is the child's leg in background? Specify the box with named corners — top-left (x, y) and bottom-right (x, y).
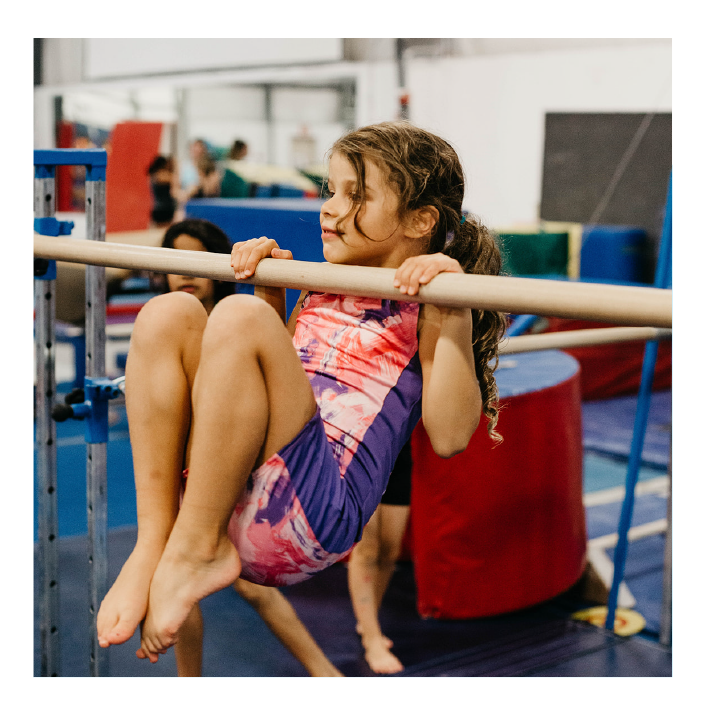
top-left (97, 292), bottom-right (206, 648)
top-left (174, 583), bottom-right (342, 677)
top-left (348, 503), bottom-right (410, 674)
top-left (234, 579), bottom-right (343, 677)
top-left (138, 294), bottom-right (317, 661)
top-left (175, 604), bottom-right (204, 677)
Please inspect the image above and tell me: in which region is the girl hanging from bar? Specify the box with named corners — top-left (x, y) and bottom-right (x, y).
top-left (96, 121), bottom-right (506, 665)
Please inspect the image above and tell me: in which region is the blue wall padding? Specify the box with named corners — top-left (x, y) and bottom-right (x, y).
top-left (185, 198), bottom-right (326, 317)
top-left (580, 226), bottom-right (648, 283)
top-left (185, 198), bottom-right (325, 260)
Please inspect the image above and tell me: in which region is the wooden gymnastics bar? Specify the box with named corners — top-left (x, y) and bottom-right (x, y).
top-left (34, 235), bottom-right (673, 328)
top-left (499, 326), bottom-right (671, 355)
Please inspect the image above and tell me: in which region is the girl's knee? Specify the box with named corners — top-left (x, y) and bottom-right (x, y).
top-left (136, 291), bottom-right (207, 335)
top-left (351, 540), bottom-right (380, 568)
top-left (207, 295), bottom-right (281, 341)
top-left (377, 538), bottom-right (403, 567)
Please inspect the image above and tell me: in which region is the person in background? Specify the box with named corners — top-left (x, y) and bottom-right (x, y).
top-left (180, 138), bottom-right (209, 192)
top-left (159, 219), bottom-right (342, 677)
top-left (147, 155), bottom-right (178, 227)
top-left (221, 139), bottom-right (251, 198)
top-left (347, 441), bottom-right (412, 674)
top-left (186, 155), bottom-right (222, 200)
top-left (228, 139), bottom-right (248, 161)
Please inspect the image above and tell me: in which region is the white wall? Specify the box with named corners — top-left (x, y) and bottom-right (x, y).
top-left (34, 39), bottom-right (671, 223)
top-left (84, 39), bottom-right (343, 79)
top-left (406, 43), bottom-right (671, 230)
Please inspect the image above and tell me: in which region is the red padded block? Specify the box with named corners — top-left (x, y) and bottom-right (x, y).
top-left (106, 122), bottom-right (163, 233)
top-left (55, 121), bottom-right (75, 212)
top-left (544, 317), bottom-right (671, 400)
top-left (410, 368), bottom-right (586, 619)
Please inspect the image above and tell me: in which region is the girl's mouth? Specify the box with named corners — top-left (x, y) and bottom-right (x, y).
top-left (321, 228), bottom-right (339, 240)
top-left (180, 285), bottom-right (196, 293)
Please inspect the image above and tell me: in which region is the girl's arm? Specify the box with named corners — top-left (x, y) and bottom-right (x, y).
top-left (286, 290), bottom-right (308, 336)
top-left (231, 237), bottom-right (293, 323)
top-left (395, 254), bottom-right (482, 458)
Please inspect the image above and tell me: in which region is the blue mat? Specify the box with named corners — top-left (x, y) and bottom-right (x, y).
top-left (581, 390), bottom-right (671, 468)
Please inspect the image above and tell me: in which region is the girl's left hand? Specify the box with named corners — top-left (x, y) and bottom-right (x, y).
top-left (393, 253), bottom-right (463, 296)
top-left (231, 237), bottom-right (293, 280)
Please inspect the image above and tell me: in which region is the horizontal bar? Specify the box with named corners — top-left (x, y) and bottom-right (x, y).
top-left (499, 326), bottom-right (671, 355)
top-left (34, 235), bottom-right (672, 327)
top-left (34, 149), bottom-right (108, 167)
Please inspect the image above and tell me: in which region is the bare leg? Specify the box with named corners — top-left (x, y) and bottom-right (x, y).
top-left (138, 295), bottom-right (317, 661)
top-left (234, 579), bottom-right (343, 676)
top-left (97, 292), bottom-right (206, 648)
top-left (348, 504), bottom-right (410, 674)
top-left (175, 604), bottom-right (204, 677)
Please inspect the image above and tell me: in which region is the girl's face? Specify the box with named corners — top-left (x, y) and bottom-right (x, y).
top-left (166, 234), bottom-right (216, 314)
top-left (320, 152), bottom-right (420, 269)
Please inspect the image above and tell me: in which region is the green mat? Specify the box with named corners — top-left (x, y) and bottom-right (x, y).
top-left (497, 231), bottom-right (569, 277)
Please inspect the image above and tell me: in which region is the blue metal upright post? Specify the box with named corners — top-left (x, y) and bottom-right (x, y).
top-left (34, 149), bottom-right (109, 676)
top-left (605, 173), bottom-right (672, 631)
top-left (83, 154), bottom-right (109, 677)
top-left (34, 160), bottom-right (60, 677)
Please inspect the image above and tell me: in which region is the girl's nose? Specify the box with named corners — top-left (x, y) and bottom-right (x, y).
top-left (321, 195), bottom-right (335, 218)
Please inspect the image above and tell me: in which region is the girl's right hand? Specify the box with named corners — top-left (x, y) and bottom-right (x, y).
top-left (230, 237), bottom-right (293, 279)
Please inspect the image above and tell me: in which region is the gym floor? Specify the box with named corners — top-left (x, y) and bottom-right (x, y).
top-left (33, 347), bottom-right (672, 678)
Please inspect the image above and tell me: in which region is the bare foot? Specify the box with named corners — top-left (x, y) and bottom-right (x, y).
top-left (363, 635), bottom-right (404, 674)
top-left (96, 545), bottom-right (162, 648)
top-left (137, 535), bottom-right (241, 662)
top-left (356, 623), bottom-right (393, 649)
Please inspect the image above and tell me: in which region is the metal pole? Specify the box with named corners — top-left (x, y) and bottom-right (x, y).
top-left (659, 438), bottom-right (672, 646)
top-left (34, 171), bottom-right (60, 677)
top-left (605, 173), bottom-right (672, 631)
top-left (264, 84), bottom-right (274, 165)
top-left (84, 173), bottom-right (109, 677)
top-left (396, 39), bottom-right (409, 121)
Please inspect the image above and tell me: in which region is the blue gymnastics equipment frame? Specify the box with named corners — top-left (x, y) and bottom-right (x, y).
top-left (34, 148), bottom-right (112, 677)
top-left (605, 173), bottom-right (672, 641)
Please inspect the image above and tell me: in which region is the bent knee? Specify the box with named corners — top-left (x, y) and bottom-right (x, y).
top-left (207, 294), bottom-right (282, 340)
top-left (137, 291), bottom-right (207, 327)
top-left (133, 291), bottom-right (207, 340)
top-left (377, 540), bottom-right (403, 566)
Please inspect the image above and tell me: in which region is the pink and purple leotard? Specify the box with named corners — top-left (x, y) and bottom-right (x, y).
top-left (227, 292), bottom-right (423, 586)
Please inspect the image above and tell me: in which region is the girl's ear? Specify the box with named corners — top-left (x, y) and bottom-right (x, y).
top-left (408, 205), bottom-right (439, 239)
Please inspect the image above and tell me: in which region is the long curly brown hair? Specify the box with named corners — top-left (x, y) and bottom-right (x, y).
top-left (331, 121), bottom-right (506, 441)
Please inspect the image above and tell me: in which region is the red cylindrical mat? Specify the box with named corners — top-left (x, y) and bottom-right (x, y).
top-left (410, 358), bottom-right (586, 619)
